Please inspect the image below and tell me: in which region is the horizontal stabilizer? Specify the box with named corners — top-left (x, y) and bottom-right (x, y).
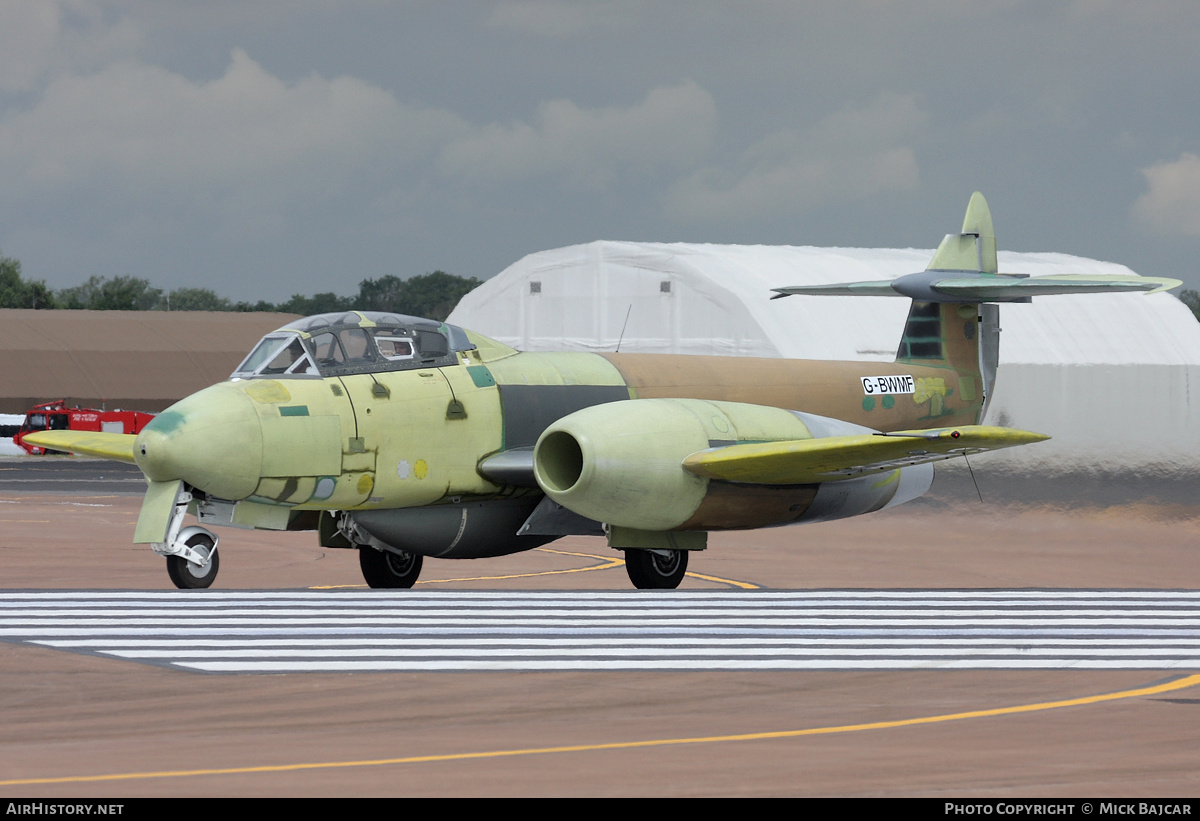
top-left (931, 273), bottom-right (1182, 300)
top-left (773, 192), bottom-right (1181, 303)
top-left (21, 431), bottom-right (138, 464)
top-left (769, 280), bottom-right (899, 299)
top-left (772, 272), bottom-right (1181, 303)
top-left (681, 425), bottom-right (1047, 485)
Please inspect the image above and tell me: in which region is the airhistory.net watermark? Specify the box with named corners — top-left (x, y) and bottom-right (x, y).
top-left (6, 805), bottom-right (123, 816)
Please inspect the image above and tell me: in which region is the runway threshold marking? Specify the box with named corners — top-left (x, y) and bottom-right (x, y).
top-left (3, 674), bottom-right (1197, 788)
top-left (11, 591), bottom-right (1200, 672)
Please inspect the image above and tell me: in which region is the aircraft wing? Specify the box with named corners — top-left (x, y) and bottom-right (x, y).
top-left (681, 425), bottom-right (1047, 485)
top-left (21, 431), bottom-right (139, 464)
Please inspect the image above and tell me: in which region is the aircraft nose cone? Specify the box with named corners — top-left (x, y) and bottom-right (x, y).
top-left (135, 426), bottom-right (175, 481)
top-left (135, 384), bottom-right (264, 500)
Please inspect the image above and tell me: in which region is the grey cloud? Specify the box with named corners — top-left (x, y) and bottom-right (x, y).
top-left (1133, 154), bottom-right (1200, 238)
top-left (484, 0), bottom-right (641, 37)
top-left (436, 81), bottom-right (717, 191)
top-left (0, 1), bottom-right (65, 92)
top-left (666, 94), bottom-right (926, 223)
top-left (2, 1), bottom-right (1200, 299)
top-left (0, 0), bottom-right (147, 93)
top-left (0, 49), bottom-right (468, 211)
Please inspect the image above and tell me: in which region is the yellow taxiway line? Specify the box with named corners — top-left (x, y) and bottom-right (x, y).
top-left (686, 571), bottom-right (759, 590)
top-left (312, 547), bottom-right (758, 590)
top-left (3, 674), bottom-right (1197, 787)
top-left (414, 547), bottom-right (626, 584)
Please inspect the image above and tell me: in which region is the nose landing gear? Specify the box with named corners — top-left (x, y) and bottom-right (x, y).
top-left (152, 485), bottom-right (221, 589)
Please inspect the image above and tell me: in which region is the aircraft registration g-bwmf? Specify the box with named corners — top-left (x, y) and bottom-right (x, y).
top-left (26, 193), bottom-right (1180, 590)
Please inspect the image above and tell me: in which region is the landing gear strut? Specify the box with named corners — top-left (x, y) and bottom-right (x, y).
top-left (624, 549), bottom-right (688, 589)
top-left (152, 485), bottom-right (220, 589)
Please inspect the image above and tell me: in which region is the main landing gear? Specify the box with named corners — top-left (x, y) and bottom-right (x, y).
top-left (334, 512), bottom-right (425, 588)
top-left (359, 546), bottom-right (424, 589)
top-left (624, 549), bottom-right (688, 589)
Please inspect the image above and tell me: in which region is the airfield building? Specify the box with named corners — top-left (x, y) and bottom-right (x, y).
top-left (0, 310), bottom-right (297, 415)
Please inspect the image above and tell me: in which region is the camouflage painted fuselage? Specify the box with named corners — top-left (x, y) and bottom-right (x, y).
top-left (135, 300), bottom-right (982, 549)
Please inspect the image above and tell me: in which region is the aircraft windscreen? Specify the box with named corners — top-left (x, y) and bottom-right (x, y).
top-left (231, 334), bottom-right (319, 378)
top-left (234, 336), bottom-right (289, 375)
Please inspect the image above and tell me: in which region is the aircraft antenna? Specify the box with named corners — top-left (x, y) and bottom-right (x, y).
top-left (436, 369), bottom-right (468, 420)
top-left (963, 452), bottom-right (984, 503)
top-left (615, 304), bottom-right (632, 352)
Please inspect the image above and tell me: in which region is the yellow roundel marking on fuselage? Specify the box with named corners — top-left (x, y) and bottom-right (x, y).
top-left (356, 474), bottom-right (374, 495)
top-left (414, 459), bottom-right (428, 479)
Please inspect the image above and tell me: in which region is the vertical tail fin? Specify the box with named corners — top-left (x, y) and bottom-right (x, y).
top-left (926, 190), bottom-right (998, 274)
top-left (896, 191), bottom-right (999, 420)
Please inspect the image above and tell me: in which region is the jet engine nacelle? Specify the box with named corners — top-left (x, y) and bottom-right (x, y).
top-left (533, 398), bottom-right (933, 531)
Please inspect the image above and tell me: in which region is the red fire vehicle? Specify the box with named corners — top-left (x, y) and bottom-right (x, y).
top-left (13, 400), bottom-right (156, 455)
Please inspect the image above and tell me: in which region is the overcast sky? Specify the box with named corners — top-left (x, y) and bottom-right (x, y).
top-left (2, 1), bottom-right (1199, 302)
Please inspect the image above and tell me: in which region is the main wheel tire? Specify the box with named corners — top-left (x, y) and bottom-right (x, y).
top-left (359, 547), bottom-right (423, 589)
top-left (624, 548), bottom-right (688, 589)
top-left (166, 533), bottom-right (219, 590)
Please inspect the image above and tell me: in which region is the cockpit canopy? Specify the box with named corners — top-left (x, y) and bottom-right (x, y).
top-left (231, 311), bottom-right (476, 379)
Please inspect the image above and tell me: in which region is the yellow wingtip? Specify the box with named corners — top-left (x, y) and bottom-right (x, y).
top-left (21, 431), bottom-right (139, 464)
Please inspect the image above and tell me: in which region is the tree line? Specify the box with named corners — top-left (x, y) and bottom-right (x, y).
top-left (0, 254), bottom-right (481, 322)
top-left (5, 250), bottom-right (1200, 324)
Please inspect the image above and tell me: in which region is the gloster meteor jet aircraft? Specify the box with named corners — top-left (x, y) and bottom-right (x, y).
top-left (27, 193), bottom-right (1179, 590)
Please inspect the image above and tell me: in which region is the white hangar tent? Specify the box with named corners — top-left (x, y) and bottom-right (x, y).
top-left (449, 241), bottom-right (1200, 471)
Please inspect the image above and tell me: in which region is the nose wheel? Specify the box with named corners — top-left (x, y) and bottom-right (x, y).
top-left (165, 531), bottom-right (220, 589)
